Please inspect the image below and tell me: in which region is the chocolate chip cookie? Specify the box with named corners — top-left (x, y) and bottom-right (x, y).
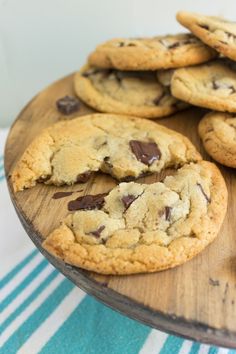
top-left (171, 60), bottom-right (236, 112)
top-left (199, 111), bottom-right (236, 167)
top-left (43, 161), bottom-right (227, 274)
top-left (74, 65), bottom-right (187, 119)
top-left (88, 33), bottom-right (217, 71)
top-left (12, 113), bottom-right (201, 192)
top-left (177, 11), bottom-right (236, 61)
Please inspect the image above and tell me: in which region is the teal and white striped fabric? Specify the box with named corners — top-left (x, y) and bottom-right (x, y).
top-left (0, 128), bottom-right (234, 354)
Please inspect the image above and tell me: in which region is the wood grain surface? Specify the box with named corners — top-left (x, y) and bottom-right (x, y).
top-left (4, 73), bottom-right (236, 348)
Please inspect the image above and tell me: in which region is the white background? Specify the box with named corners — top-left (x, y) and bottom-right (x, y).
top-left (0, 0), bottom-right (236, 126)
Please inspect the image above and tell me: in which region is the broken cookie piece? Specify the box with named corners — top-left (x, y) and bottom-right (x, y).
top-left (43, 161), bottom-right (227, 275)
top-left (12, 113), bottom-right (201, 192)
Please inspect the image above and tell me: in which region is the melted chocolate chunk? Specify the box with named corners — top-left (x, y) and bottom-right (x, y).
top-left (153, 92), bottom-right (165, 105)
top-left (122, 194), bottom-right (138, 211)
top-left (68, 193), bottom-right (108, 211)
top-left (56, 96), bottom-right (80, 115)
top-left (212, 80), bottom-right (236, 94)
top-left (76, 172), bottom-right (92, 183)
top-left (159, 206), bottom-right (172, 221)
top-left (165, 206), bottom-right (172, 221)
top-left (52, 191), bottom-right (73, 199)
top-left (118, 42), bottom-right (136, 47)
top-left (129, 140), bottom-right (161, 166)
top-left (52, 190), bottom-right (83, 200)
top-left (90, 225), bottom-right (105, 238)
top-left (199, 24), bottom-right (209, 30)
top-left (197, 183), bottom-right (211, 203)
top-left (160, 37), bottom-right (196, 49)
top-left (212, 80), bottom-right (219, 90)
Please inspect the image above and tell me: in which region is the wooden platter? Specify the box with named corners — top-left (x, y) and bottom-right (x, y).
top-left (4, 73), bottom-right (236, 349)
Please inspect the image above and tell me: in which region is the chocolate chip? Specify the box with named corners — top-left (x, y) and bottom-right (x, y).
top-left (52, 191), bottom-right (73, 199)
top-left (90, 225), bottom-right (105, 238)
top-left (153, 92), bottom-right (165, 105)
top-left (118, 42), bottom-right (136, 47)
top-left (160, 37), bottom-right (196, 49)
top-left (199, 24), bottom-right (209, 30)
top-left (212, 80), bottom-right (219, 90)
top-left (129, 140), bottom-right (161, 166)
top-left (56, 96), bottom-right (80, 115)
top-left (76, 172), bottom-right (92, 183)
top-left (212, 79), bottom-right (236, 94)
top-left (197, 183), bottom-right (211, 203)
top-left (122, 194), bottom-right (138, 211)
top-left (165, 206), bottom-right (172, 221)
top-left (68, 193), bottom-right (108, 211)
top-left (159, 206), bottom-right (172, 221)
top-left (52, 190), bottom-right (83, 199)
top-left (103, 156), bottom-right (113, 168)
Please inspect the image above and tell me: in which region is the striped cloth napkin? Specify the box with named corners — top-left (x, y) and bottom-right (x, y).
top-left (0, 128), bottom-right (234, 354)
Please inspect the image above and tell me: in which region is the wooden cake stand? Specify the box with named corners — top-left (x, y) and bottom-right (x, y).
top-left (4, 73), bottom-right (236, 348)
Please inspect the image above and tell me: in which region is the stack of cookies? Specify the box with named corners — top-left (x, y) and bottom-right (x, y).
top-left (74, 33), bottom-right (216, 119)
top-left (12, 11), bottom-right (233, 275)
top-left (74, 11), bottom-right (236, 169)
